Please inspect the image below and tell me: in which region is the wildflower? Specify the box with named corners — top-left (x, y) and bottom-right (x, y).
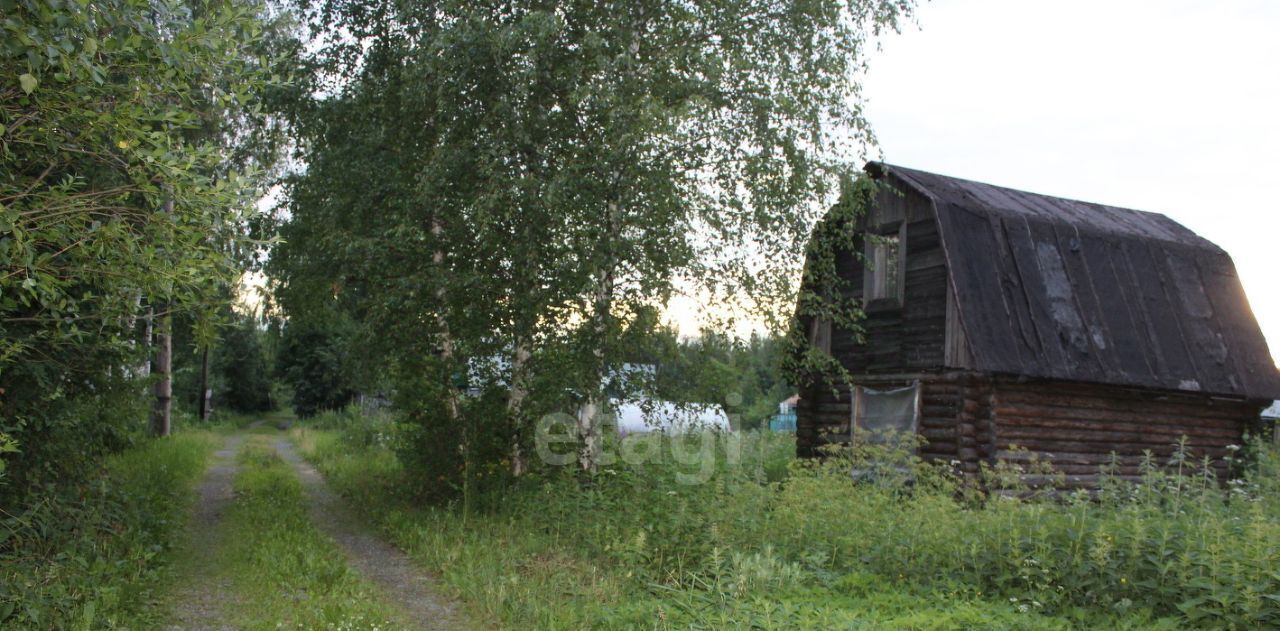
top-left (117, 140), bottom-right (130, 149)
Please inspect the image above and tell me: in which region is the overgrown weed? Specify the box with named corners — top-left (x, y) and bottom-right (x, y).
top-left (0, 432), bottom-right (219, 629)
top-left (294, 413), bottom-right (1280, 628)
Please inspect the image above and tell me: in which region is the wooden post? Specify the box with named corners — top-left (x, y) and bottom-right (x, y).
top-left (151, 309), bottom-right (172, 436)
top-left (198, 344), bottom-right (211, 421)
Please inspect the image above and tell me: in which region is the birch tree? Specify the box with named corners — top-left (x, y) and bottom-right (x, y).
top-left (279, 0), bottom-right (913, 482)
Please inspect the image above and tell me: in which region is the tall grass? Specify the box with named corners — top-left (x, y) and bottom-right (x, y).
top-left (298, 417), bottom-right (1280, 628)
top-left (0, 432), bottom-right (219, 629)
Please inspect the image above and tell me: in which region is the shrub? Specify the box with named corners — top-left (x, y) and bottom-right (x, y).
top-left (0, 376), bottom-right (143, 507)
top-left (0, 433), bottom-right (217, 628)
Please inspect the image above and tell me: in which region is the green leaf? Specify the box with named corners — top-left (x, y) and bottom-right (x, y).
top-left (18, 73), bottom-right (37, 95)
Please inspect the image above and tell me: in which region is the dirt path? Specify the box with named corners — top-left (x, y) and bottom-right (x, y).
top-left (272, 438), bottom-right (466, 631)
top-left (165, 434), bottom-right (244, 631)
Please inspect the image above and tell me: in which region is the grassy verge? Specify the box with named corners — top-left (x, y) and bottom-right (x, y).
top-left (295, 425), bottom-right (1259, 630)
top-left (0, 431), bottom-right (220, 629)
top-left (220, 436), bottom-right (400, 630)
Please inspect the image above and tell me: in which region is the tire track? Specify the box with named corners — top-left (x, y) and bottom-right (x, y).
top-left (272, 438), bottom-right (467, 631)
top-left (165, 434), bottom-right (243, 631)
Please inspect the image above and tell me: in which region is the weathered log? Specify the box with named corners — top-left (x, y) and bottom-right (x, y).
top-left (996, 424), bottom-right (1238, 447)
top-left (996, 401), bottom-right (1248, 426)
top-left (996, 415), bottom-right (1241, 439)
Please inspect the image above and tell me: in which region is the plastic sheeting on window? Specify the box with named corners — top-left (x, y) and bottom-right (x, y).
top-left (851, 381), bottom-right (921, 484)
top-left (851, 382), bottom-right (920, 443)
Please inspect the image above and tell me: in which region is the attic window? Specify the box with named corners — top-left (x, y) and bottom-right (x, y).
top-left (863, 225), bottom-right (905, 307)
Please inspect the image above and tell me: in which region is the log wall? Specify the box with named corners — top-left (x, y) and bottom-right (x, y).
top-left (989, 380), bottom-right (1264, 486)
top-left (798, 374), bottom-right (1265, 489)
top-left (828, 185), bottom-right (948, 374)
top-left (797, 375), bottom-right (976, 459)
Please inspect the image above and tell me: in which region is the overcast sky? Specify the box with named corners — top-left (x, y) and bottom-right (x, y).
top-left (858, 0), bottom-right (1280, 362)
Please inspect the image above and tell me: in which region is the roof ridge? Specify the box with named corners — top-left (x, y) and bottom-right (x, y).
top-left (870, 162), bottom-right (1220, 253)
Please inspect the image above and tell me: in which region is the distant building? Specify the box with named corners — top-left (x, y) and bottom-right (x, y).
top-left (769, 395), bottom-right (798, 432)
top-left (1264, 401), bottom-right (1280, 444)
top-left (794, 163), bottom-right (1280, 487)
top-left (614, 399), bottom-right (730, 435)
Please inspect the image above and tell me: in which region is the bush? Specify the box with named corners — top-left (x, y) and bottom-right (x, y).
top-left (0, 375), bottom-right (144, 507)
top-left (0, 432), bottom-right (218, 628)
top-left (276, 316), bottom-right (358, 418)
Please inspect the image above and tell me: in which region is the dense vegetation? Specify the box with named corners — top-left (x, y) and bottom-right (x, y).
top-left (300, 411), bottom-right (1280, 629)
top-left (5, 1), bottom-right (1279, 629)
top-left (268, 0), bottom-right (908, 495)
top-left (0, 433), bottom-right (218, 628)
top-left (0, 0), bottom-right (288, 500)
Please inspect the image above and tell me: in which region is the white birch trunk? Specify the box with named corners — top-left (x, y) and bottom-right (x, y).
top-left (578, 201), bottom-right (618, 473)
top-left (507, 337), bottom-right (531, 476)
top-left (432, 219), bottom-right (463, 425)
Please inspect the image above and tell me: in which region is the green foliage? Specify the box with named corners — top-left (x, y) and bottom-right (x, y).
top-left (391, 368), bottom-right (515, 503)
top-left (171, 309), bottom-right (279, 416)
top-left (219, 438), bottom-right (399, 630)
top-left (785, 174), bottom-right (879, 393)
top-left (0, 431), bottom-right (17, 485)
top-left (271, 0), bottom-right (914, 476)
top-left (1, 0), bottom-right (291, 500)
top-left (633, 327), bottom-right (794, 430)
top-left (2, 0), bottom-right (282, 367)
top-left (299, 412), bottom-right (1280, 629)
top-left (0, 373), bottom-right (143, 503)
top-left (212, 314), bottom-right (276, 413)
top-left (0, 432), bottom-right (218, 629)
top-left (276, 312), bottom-right (359, 418)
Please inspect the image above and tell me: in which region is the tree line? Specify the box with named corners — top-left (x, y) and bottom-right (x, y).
top-left (2, 0), bottom-right (910, 505)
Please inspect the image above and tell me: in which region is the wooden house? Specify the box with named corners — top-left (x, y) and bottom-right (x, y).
top-left (795, 163), bottom-right (1280, 486)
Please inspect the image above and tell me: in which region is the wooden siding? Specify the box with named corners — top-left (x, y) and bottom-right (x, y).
top-left (990, 380), bottom-right (1263, 486)
top-left (828, 184), bottom-right (949, 375)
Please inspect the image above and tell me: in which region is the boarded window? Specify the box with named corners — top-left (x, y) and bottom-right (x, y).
top-left (851, 382), bottom-right (920, 443)
top-left (863, 228), bottom-right (904, 305)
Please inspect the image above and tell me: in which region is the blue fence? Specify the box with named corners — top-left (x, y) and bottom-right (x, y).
top-left (769, 412), bottom-right (796, 432)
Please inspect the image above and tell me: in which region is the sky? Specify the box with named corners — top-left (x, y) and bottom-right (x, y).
top-left (850, 0), bottom-right (1280, 362)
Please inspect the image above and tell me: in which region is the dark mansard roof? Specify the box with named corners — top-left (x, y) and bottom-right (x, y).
top-left (868, 162), bottom-right (1280, 400)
